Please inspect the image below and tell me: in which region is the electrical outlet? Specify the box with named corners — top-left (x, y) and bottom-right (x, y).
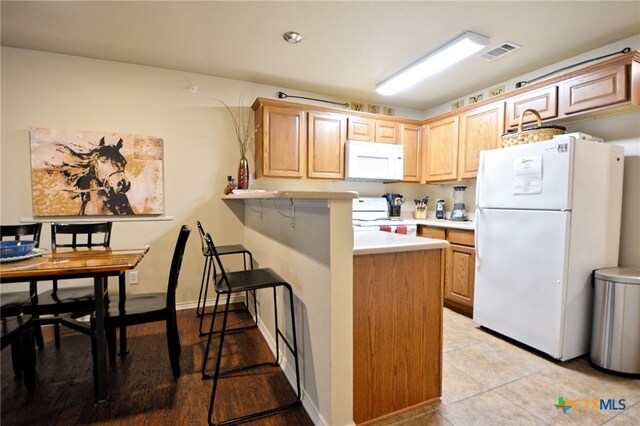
top-left (128, 270), bottom-right (139, 285)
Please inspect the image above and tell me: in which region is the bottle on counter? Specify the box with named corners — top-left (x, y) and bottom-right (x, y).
top-left (224, 175), bottom-right (237, 195)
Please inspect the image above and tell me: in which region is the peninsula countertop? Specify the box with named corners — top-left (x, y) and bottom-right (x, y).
top-left (222, 189), bottom-right (358, 200)
top-left (354, 231), bottom-right (449, 255)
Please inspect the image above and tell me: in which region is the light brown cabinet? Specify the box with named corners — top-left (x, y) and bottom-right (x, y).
top-left (400, 123), bottom-right (422, 182)
top-left (307, 112), bottom-right (347, 179)
top-left (353, 249), bottom-right (443, 423)
top-left (506, 86), bottom-right (558, 128)
top-left (418, 225), bottom-right (475, 316)
top-left (347, 117), bottom-right (400, 143)
top-left (561, 63), bottom-right (628, 115)
top-left (423, 116), bottom-right (459, 182)
top-left (458, 102), bottom-right (505, 179)
top-left (254, 103), bottom-right (306, 178)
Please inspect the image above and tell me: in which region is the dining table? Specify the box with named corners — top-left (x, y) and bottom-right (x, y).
top-left (0, 246), bottom-right (149, 402)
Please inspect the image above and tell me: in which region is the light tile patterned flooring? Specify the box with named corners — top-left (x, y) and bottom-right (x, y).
top-left (375, 308), bottom-right (640, 426)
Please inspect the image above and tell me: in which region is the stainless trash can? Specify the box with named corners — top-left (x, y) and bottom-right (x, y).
top-left (590, 267), bottom-right (640, 375)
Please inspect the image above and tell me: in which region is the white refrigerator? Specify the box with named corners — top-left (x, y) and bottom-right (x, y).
top-left (473, 134), bottom-right (624, 361)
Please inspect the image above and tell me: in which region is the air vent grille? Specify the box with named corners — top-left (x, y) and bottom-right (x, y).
top-left (480, 41), bottom-right (521, 61)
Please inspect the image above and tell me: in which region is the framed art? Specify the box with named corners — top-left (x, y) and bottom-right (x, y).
top-left (29, 128), bottom-right (164, 216)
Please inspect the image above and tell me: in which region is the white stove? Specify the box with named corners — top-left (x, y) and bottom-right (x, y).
top-left (352, 197), bottom-right (418, 235)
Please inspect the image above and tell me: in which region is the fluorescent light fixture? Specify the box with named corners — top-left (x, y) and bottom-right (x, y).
top-left (376, 31), bottom-right (489, 96)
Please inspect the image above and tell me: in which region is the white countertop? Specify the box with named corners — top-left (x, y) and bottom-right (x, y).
top-left (353, 231), bottom-right (449, 255)
top-left (413, 218), bottom-right (475, 231)
top-left (222, 190), bottom-right (358, 200)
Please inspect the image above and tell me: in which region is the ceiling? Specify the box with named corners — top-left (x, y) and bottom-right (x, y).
top-left (2, 1), bottom-right (639, 111)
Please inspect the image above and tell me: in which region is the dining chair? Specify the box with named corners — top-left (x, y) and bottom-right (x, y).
top-left (196, 221), bottom-right (257, 336)
top-left (202, 232), bottom-right (301, 425)
top-left (1, 314), bottom-right (36, 390)
top-left (97, 225), bottom-right (190, 378)
top-left (0, 223), bottom-right (45, 348)
top-left (31, 222), bottom-right (115, 348)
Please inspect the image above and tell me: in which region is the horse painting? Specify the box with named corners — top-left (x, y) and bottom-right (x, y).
top-left (49, 137), bottom-right (135, 215)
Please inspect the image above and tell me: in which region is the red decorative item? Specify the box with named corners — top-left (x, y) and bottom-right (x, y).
top-left (237, 156), bottom-right (249, 189)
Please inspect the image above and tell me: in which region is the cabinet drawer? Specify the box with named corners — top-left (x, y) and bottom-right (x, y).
top-left (417, 226), bottom-right (446, 240)
top-left (447, 229), bottom-right (474, 246)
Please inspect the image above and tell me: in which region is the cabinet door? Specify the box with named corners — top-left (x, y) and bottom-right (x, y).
top-left (458, 102), bottom-right (505, 180)
top-left (260, 106), bottom-right (306, 178)
top-left (400, 123), bottom-right (421, 182)
top-left (506, 86), bottom-right (558, 128)
top-left (375, 120), bottom-right (400, 143)
top-left (561, 64), bottom-right (628, 114)
top-left (307, 112), bottom-right (346, 179)
top-left (423, 116), bottom-right (459, 182)
top-left (347, 117), bottom-right (375, 141)
top-left (445, 243), bottom-right (475, 313)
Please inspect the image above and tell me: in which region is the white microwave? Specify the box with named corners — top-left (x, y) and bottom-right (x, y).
top-left (345, 140), bottom-right (404, 182)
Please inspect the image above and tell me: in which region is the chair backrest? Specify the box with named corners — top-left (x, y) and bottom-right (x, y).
top-left (196, 221), bottom-right (210, 256)
top-left (203, 233), bottom-right (231, 292)
top-left (165, 225), bottom-right (191, 310)
top-left (1, 223), bottom-right (43, 248)
top-left (51, 222), bottom-right (112, 249)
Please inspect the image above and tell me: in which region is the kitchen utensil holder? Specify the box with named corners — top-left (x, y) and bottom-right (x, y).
top-left (389, 206), bottom-right (401, 217)
top-left (414, 208), bottom-right (427, 219)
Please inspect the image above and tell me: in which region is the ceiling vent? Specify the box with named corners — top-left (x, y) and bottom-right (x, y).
top-left (479, 41), bottom-right (521, 61)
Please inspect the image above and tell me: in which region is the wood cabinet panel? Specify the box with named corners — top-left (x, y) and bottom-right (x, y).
top-left (354, 250), bottom-right (443, 423)
top-left (258, 106), bottom-right (306, 178)
top-left (347, 117), bottom-right (375, 141)
top-left (506, 86), bottom-right (558, 128)
top-left (400, 123), bottom-right (422, 182)
top-left (417, 225), bottom-right (446, 240)
top-left (375, 120), bottom-right (400, 143)
top-left (458, 102), bottom-right (505, 180)
top-left (445, 244), bottom-right (475, 311)
top-left (423, 116), bottom-right (459, 182)
top-left (561, 64), bottom-right (628, 114)
top-left (447, 229), bottom-right (474, 246)
top-left (307, 112), bottom-right (346, 179)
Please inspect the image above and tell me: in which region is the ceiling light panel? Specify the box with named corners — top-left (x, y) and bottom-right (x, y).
top-left (376, 31), bottom-right (489, 96)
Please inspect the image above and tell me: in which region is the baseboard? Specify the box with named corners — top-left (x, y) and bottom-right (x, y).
top-left (256, 320), bottom-right (326, 426)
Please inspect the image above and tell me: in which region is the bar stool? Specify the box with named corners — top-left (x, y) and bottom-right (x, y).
top-left (196, 221), bottom-right (257, 336)
top-left (202, 232), bottom-right (301, 426)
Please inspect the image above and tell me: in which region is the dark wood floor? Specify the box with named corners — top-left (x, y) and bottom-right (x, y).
top-left (1, 306), bottom-right (313, 426)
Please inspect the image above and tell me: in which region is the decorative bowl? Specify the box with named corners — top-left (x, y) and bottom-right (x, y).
top-left (0, 240), bottom-right (36, 258)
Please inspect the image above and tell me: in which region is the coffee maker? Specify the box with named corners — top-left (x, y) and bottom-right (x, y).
top-left (450, 185), bottom-right (468, 221)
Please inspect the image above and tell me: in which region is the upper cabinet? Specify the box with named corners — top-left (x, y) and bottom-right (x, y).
top-left (424, 102), bottom-right (504, 182)
top-left (400, 123), bottom-right (422, 182)
top-left (348, 117), bottom-right (400, 143)
top-left (458, 102), bottom-right (505, 179)
top-left (423, 115), bottom-right (459, 182)
top-left (506, 86), bottom-right (558, 128)
top-left (561, 64), bottom-right (628, 115)
top-left (254, 103), bottom-right (306, 178)
top-left (307, 112), bottom-right (347, 179)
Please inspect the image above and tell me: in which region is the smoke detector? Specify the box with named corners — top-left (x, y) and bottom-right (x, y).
top-left (480, 41), bottom-right (521, 61)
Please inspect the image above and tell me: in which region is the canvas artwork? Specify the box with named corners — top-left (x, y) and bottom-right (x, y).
top-left (30, 128), bottom-right (164, 216)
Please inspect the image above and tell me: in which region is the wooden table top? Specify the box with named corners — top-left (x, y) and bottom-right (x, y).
top-left (0, 246), bottom-right (149, 281)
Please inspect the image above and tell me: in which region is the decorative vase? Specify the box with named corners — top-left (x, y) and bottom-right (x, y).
top-left (237, 156), bottom-right (249, 190)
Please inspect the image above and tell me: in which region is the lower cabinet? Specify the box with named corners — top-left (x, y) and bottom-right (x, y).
top-left (418, 226), bottom-right (475, 316)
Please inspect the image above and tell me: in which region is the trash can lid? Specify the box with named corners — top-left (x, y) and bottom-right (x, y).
top-left (594, 267), bottom-right (640, 285)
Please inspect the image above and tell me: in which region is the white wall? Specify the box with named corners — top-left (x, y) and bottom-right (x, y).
top-left (0, 46), bottom-right (419, 300)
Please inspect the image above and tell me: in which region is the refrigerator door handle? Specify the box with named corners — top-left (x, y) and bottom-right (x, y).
top-left (475, 208), bottom-right (481, 268)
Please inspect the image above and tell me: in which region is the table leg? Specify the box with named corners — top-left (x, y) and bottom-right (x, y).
top-left (118, 273), bottom-right (128, 356)
top-left (93, 275), bottom-right (109, 403)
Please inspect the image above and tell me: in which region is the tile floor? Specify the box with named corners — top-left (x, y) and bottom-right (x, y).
top-left (375, 308), bottom-right (639, 425)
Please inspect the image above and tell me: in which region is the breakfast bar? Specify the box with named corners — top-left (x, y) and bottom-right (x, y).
top-left (223, 190), bottom-right (448, 425)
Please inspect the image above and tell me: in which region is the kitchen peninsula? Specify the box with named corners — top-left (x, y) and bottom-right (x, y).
top-left (223, 190), bottom-right (448, 425)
